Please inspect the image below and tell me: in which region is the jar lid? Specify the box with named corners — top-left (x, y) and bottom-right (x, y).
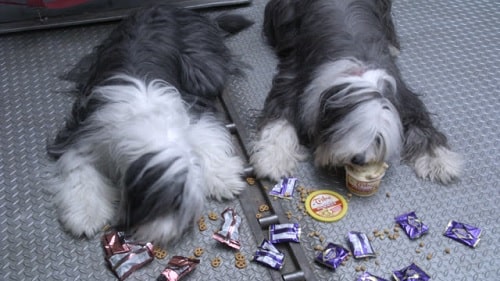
top-left (305, 190), bottom-right (348, 222)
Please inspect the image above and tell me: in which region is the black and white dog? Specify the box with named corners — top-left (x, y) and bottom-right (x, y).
top-left (250, 0), bottom-right (461, 184)
top-left (48, 5), bottom-right (252, 245)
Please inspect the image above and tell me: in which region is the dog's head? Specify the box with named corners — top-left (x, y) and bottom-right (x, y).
top-left (309, 66), bottom-right (403, 168)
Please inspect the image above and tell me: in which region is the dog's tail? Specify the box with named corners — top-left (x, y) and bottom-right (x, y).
top-left (119, 146), bottom-right (205, 244)
top-left (215, 13), bottom-right (254, 36)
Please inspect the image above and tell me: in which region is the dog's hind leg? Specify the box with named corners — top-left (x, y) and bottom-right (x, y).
top-left (399, 86), bottom-right (462, 184)
top-left (187, 114), bottom-right (246, 201)
top-left (50, 148), bottom-right (118, 237)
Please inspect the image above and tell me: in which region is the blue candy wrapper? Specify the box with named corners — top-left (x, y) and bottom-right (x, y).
top-left (252, 240), bottom-right (284, 270)
top-left (395, 211), bottom-right (429, 239)
top-left (269, 223), bottom-right (301, 243)
top-left (393, 263), bottom-right (431, 281)
top-left (347, 231), bottom-right (376, 258)
top-left (269, 177), bottom-right (297, 198)
top-left (315, 243), bottom-right (349, 270)
top-left (443, 220), bottom-right (481, 248)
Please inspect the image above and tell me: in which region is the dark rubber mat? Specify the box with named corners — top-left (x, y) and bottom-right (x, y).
top-left (0, 0), bottom-right (251, 34)
top-left (0, 0), bottom-right (499, 280)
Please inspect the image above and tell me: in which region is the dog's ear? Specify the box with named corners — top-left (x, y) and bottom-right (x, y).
top-left (263, 0), bottom-right (301, 55)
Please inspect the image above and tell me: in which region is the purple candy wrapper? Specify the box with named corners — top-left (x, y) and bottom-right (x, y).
top-left (212, 208), bottom-right (242, 250)
top-left (395, 211), bottom-right (429, 239)
top-left (252, 240), bottom-right (285, 270)
top-left (347, 231), bottom-right (376, 258)
top-left (393, 263), bottom-right (431, 281)
top-left (269, 177), bottom-right (297, 198)
top-left (357, 272), bottom-right (389, 281)
top-left (315, 243), bottom-right (349, 270)
top-left (269, 223), bottom-right (301, 243)
top-left (443, 220), bottom-right (481, 248)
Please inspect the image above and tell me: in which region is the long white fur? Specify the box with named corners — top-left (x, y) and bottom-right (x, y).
top-left (412, 146), bottom-right (462, 184)
top-left (250, 118), bottom-right (308, 181)
top-left (50, 75), bottom-right (244, 239)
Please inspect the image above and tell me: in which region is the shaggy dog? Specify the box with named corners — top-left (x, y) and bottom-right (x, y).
top-left (250, 0), bottom-right (461, 184)
top-left (48, 5), bottom-right (252, 245)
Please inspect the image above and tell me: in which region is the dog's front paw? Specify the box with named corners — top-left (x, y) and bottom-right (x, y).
top-left (250, 119), bottom-right (307, 181)
top-left (411, 146), bottom-right (462, 184)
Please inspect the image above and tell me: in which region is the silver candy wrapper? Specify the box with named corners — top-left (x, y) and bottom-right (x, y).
top-left (212, 208), bottom-right (242, 250)
top-left (157, 256), bottom-right (200, 281)
top-left (102, 231), bottom-right (154, 280)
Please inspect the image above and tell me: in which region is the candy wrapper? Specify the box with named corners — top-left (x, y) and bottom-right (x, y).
top-left (269, 223), bottom-right (301, 243)
top-left (393, 263), bottom-right (430, 281)
top-left (347, 231), bottom-right (376, 258)
top-left (212, 208), bottom-right (242, 250)
top-left (443, 220), bottom-right (481, 248)
top-left (157, 256), bottom-right (200, 281)
top-left (357, 272), bottom-right (389, 281)
top-left (395, 211), bottom-right (429, 239)
top-left (269, 177), bottom-right (297, 198)
top-left (102, 231), bottom-right (154, 281)
top-left (315, 243), bottom-right (349, 270)
top-left (252, 240), bottom-right (285, 270)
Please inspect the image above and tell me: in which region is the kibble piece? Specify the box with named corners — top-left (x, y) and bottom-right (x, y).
top-left (208, 211), bottom-right (218, 221)
top-left (211, 257), bottom-right (222, 268)
top-left (235, 252), bottom-right (246, 261)
top-left (246, 177), bottom-right (256, 185)
top-left (419, 242), bottom-right (425, 248)
top-left (235, 260), bottom-right (247, 269)
top-left (360, 265), bottom-right (366, 271)
top-left (415, 248), bottom-right (421, 254)
top-left (259, 204), bottom-right (270, 212)
top-left (313, 245), bottom-right (324, 251)
top-left (193, 247), bottom-right (204, 257)
top-left (255, 213), bottom-right (262, 219)
top-left (444, 248), bottom-right (451, 254)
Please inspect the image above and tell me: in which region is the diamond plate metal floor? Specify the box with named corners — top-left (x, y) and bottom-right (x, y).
top-left (1, 1), bottom-right (499, 280)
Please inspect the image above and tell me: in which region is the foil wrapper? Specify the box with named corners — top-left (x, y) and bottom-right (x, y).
top-left (315, 243), bottom-right (349, 270)
top-left (393, 263), bottom-right (430, 281)
top-left (252, 240), bottom-right (285, 270)
top-left (102, 231), bottom-right (154, 280)
top-left (269, 177), bottom-right (297, 198)
top-left (357, 272), bottom-right (389, 281)
top-left (157, 256), bottom-right (200, 281)
top-left (269, 223), bottom-right (301, 243)
top-left (102, 231), bottom-right (131, 257)
top-left (212, 208), bottom-right (242, 250)
top-left (443, 220), bottom-right (481, 248)
top-left (395, 211), bottom-right (429, 239)
top-left (347, 231), bottom-right (376, 258)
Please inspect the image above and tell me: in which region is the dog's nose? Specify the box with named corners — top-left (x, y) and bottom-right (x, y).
top-left (351, 154), bottom-right (366, 165)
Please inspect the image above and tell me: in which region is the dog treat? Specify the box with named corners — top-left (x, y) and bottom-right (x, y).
top-left (208, 211), bottom-right (218, 220)
top-left (392, 263), bottom-right (430, 281)
top-left (246, 177), bottom-right (256, 185)
top-left (315, 243), bottom-right (349, 270)
top-left (157, 256), bottom-right (199, 281)
top-left (259, 204), bottom-right (270, 212)
top-left (153, 246), bottom-right (168, 259)
top-left (395, 211), bottom-right (429, 239)
top-left (345, 162), bottom-right (388, 196)
top-left (347, 231), bottom-right (376, 258)
top-left (269, 223), bottom-right (301, 243)
top-left (235, 252), bottom-right (246, 261)
top-left (193, 247), bottom-right (204, 257)
top-left (443, 220), bottom-right (481, 248)
top-left (211, 257), bottom-right (222, 268)
top-left (269, 177), bottom-right (297, 198)
top-left (252, 240), bottom-right (285, 270)
top-left (212, 208), bottom-right (242, 250)
top-left (357, 272), bottom-right (389, 281)
top-left (235, 259), bottom-right (247, 269)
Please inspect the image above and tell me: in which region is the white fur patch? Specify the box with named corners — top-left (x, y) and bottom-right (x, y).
top-left (412, 146), bottom-right (463, 184)
top-left (250, 119), bottom-right (307, 181)
top-left (187, 115), bottom-right (246, 201)
top-left (50, 149), bottom-right (118, 237)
